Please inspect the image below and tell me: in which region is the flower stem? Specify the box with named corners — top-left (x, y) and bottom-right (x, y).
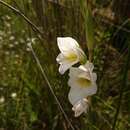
top-left (79, 0), bottom-right (94, 62)
top-left (89, 49), bottom-right (93, 62)
top-left (28, 43), bottom-right (75, 130)
top-left (0, 0), bottom-right (44, 38)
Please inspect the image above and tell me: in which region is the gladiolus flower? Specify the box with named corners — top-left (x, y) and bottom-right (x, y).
top-left (56, 37), bottom-right (86, 74)
top-left (68, 61), bottom-right (97, 116)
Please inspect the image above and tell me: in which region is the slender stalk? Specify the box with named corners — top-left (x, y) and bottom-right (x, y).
top-left (0, 0), bottom-right (44, 38)
top-left (79, 0), bottom-right (95, 62)
top-left (113, 19), bottom-right (130, 37)
top-left (28, 43), bottom-right (75, 130)
top-left (112, 42), bottom-right (130, 130)
top-left (0, 0), bottom-right (51, 58)
top-left (0, 1), bottom-right (75, 129)
top-left (2, 0), bottom-right (130, 37)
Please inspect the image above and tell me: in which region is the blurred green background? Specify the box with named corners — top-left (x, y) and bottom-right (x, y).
top-left (0, 0), bottom-right (130, 130)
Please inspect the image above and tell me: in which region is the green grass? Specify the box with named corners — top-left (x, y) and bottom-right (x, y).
top-left (0, 0), bottom-right (130, 130)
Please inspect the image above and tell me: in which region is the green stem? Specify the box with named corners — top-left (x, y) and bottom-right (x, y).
top-left (0, 0), bottom-right (51, 57)
top-left (0, 0), bottom-right (44, 38)
top-left (80, 0), bottom-right (95, 62)
top-left (89, 49), bottom-right (92, 62)
top-left (28, 44), bottom-right (75, 130)
top-left (112, 42), bottom-right (130, 130)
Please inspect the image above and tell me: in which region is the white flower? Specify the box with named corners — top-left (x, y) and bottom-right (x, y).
top-left (56, 37), bottom-right (86, 74)
top-left (68, 61), bottom-right (97, 108)
top-left (11, 93), bottom-right (17, 98)
top-left (72, 98), bottom-right (89, 117)
top-left (9, 36), bottom-right (15, 41)
top-left (0, 96), bottom-right (5, 103)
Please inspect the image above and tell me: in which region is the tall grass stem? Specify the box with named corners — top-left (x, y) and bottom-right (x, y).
top-left (80, 0), bottom-right (95, 61)
top-left (28, 43), bottom-right (75, 130)
top-left (0, 0), bottom-right (45, 38)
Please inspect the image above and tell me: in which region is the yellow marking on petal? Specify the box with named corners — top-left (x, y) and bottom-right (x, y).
top-left (65, 52), bottom-right (77, 62)
top-left (77, 78), bottom-right (91, 88)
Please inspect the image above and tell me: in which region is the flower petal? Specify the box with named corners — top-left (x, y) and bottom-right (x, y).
top-left (68, 83), bottom-right (97, 105)
top-left (74, 47), bottom-right (86, 63)
top-left (72, 98), bottom-right (89, 117)
top-left (78, 72), bottom-right (91, 81)
top-left (56, 53), bottom-right (64, 63)
top-left (57, 37), bottom-right (79, 53)
top-left (68, 87), bottom-right (84, 105)
top-left (82, 83), bottom-right (97, 96)
top-left (58, 60), bottom-right (78, 74)
top-left (92, 72), bottom-right (97, 82)
top-left (68, 67), bottom-right (92, 88)
top-left (79, 61), bottom-right (94, 72)
top-left (69, 67), bottom-right (82, 78)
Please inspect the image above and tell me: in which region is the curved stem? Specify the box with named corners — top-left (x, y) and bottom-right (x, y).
top-left (0, 1), bottom-right (75, 129)
top-left (28, 43), bottom-right (75, 130)
top-left (0, 0), bottom-right (44, 38)
top-left (0, 0), bottom-right (51, 60)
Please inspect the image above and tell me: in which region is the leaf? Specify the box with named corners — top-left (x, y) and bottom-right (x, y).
top-left (80, 0), bottom-right (95, 60)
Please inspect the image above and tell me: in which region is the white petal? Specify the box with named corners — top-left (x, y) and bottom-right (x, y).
top-left (79, 65), bottom-right (87, 72)
top-left (58, 60), bottom-right (78, 74)
top-left (75, 47), bottom-right (86, 62)
top-left (85, 61), bottom-right (94, 71)
top-left (68, 67), bottom-right (92, 88)
top-left (56, 53), bottom-right (79, 74)
top-left (68, 84), bottom-right (97, 105)
top-left (56, 53), bottom-right (64, 63)
top-left (68, 76), bottom-right (78, 88)
top-left (68, 67), bottom-right (83, 87)
top-left (59, 64), bottom-right (70, 74)
top-left (68, 87), bottom-right (83, 105)
top-left (72, 98), bottom-right (89, 117)
top-left (92, 73), bottom-right (97, 82)
top-left (78, 72), bottom-right (91, 81)
top-left (69, 67), bottom-right (82, 78)
top-left (82, 83), bottom-right (97, 96)
top-left (57, 37), bottom-right (79, 53)
top-left (79, 61), bottom-right (94, 72)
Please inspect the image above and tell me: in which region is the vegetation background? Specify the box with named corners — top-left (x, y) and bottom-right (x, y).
top-left (0, 0), bottom-right (130, 130)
